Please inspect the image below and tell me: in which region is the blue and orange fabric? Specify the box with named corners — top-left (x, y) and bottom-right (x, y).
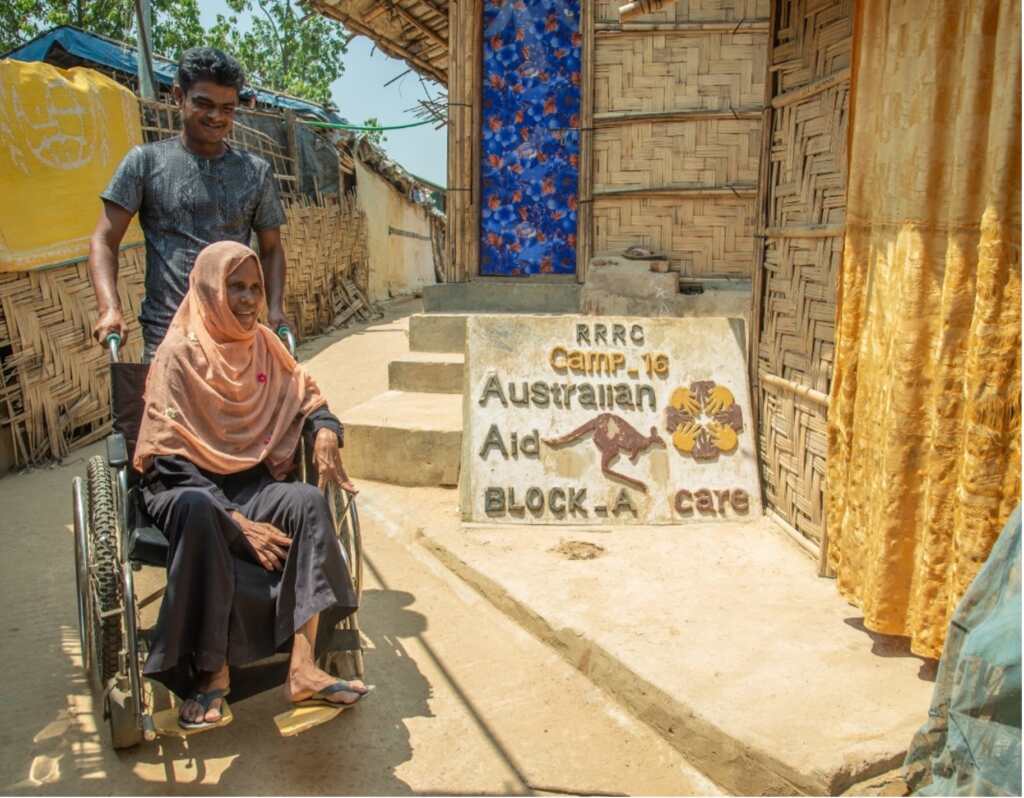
top-left (480, 0), bottom-right (581, 276)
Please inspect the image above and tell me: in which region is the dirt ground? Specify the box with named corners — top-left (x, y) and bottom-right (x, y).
top-left (0, 301), bottom-right (719, 796)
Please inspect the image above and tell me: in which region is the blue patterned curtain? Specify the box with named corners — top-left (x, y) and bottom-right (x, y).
top-left (479, 0), bottom-right (581, 276)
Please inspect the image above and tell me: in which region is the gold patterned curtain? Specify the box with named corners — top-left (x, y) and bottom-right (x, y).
top-left (827, 0), bottom-right (1021, 659)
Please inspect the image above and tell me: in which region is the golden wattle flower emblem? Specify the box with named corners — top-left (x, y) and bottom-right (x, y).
top-left (665, 381), bottom-right (743, 462)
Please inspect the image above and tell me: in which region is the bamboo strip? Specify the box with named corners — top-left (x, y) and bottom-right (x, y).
top-left (770, 67), bottom-right (851, 109)
top-left (760, 224), bottom-right (845, 239)
top-left (594, 108), bottom-right (763, 126)
top-left (768, 509), bottom-right (820, 561)
top-left (759, 372), bottom-right (830, 408)
top-left (386, 0), bottom-right (447, 47)
top-left (593, 185), bottom-right (757, 199)
top-left (595, 20), bottom-right (770, 34)
top-left (576, 0), bottom-right (595, 283)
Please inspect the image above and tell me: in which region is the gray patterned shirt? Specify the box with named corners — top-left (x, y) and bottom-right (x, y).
top-left (101, 137), bottom-right (286, 350)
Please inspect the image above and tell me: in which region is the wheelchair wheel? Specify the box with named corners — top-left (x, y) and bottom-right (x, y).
top-left (86, 455), bottom-right (123, 685)
top-left (72, 477), bottom-right (97, 691)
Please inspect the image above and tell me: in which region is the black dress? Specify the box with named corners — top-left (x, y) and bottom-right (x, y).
top-left (140, 407), bottom-right (358, 699)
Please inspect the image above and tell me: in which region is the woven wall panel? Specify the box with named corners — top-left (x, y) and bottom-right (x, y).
top-left (595, 33), bottom-right (766, 114)
top-left (753, 0), bottom-right (853, 545)
top-left (768, 83), bottom-right (849, 226)
top-left (593, 196), bottom-right (755, 276)
top-left (596, 0), bottom-right (768, 22)
top-left (279, 196), bottom-right (368, 338)
top-left (0, 249), bottom-right (147, 465)
top-left (594, 118), bottom-right (760, 191)
top-left (759, 385), bottom-right (828, 540)
top-left (773, 0), bottom-right (852, 94)
top-left (758, 237), bottom-right (840, 393)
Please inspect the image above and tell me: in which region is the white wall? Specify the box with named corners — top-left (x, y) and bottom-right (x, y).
top-left (354, 160), bottom-right (437, 302)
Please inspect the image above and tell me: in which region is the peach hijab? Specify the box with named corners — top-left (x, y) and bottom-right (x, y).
top-left (133, 241), bottom-right (325, 479)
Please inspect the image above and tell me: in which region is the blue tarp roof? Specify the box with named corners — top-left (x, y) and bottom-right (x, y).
top-left (2, 25), bottom-right (346, 124)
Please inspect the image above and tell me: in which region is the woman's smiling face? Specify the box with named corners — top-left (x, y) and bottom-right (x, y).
top-left (226, 256), bottom-right (264, 330)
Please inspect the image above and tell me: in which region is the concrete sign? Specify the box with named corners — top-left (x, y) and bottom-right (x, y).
top-left (460, 315), bottom-right (762, 524)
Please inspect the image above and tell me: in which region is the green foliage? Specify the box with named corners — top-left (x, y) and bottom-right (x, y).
top-left (210, 0), bottom-right (347, 106)
top-left (1, 0), bottom-right (347, 107)
top-left (361, 117), bottom-right (387, 146)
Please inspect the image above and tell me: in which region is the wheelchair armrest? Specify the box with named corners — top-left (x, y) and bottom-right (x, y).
top-left (106, 432), bottom-right (129, 468)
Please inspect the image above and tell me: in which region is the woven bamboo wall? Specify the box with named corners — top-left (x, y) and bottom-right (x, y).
top-left (586, 0), bottom-right (770, 278)
top-left (752, 0), bottom-right (852, 555)
top-left (0, 201), bottom-right (368, 468)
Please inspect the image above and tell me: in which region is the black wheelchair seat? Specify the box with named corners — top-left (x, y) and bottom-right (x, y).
top-left (129, 520), bottom-right (170, 568)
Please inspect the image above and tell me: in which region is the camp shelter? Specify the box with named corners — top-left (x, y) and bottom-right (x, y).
top-left (0, 30), bottom-right (445, 472)
top-left (310, 0), bottom-right (1020, 660)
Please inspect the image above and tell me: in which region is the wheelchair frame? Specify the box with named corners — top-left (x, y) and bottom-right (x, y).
top-left (71, 330), bottom-right (365, 748)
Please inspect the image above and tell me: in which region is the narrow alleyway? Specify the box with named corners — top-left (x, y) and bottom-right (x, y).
top-left (0, 301), bottom-right (718, 796)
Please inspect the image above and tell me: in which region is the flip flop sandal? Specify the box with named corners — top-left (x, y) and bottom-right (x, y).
top-left (293, 680), bottom-right (372, 709)
top-left (178, 688), bottom-right (230, 730)
top-left (622, 245), bottom-right (665, 261)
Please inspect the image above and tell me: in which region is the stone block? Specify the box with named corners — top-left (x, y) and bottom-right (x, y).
top-left (461, 314), bottom-right (760, 524)
top-left (341, 391), bottom-right (463, 486)
top-left (409, 313), bottom-right (468, 354)
top-left (388, 353), bottom-right (465, 394)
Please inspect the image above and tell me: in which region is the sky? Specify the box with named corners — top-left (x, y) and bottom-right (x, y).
top-left (197, 1), bottom-right (448, 186)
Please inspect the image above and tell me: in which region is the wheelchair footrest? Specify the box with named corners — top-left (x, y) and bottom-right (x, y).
top-left (327, 627), bottom-right (362, 652)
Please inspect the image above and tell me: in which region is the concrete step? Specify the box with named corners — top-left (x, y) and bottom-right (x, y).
top-left (423, 281), bottom-right (581, 314)
top-left (409, 313), bottom-right (467, 354)
top-left (341, 390), bottom-right (463, 487)
top-left (388, 352), bottom-right (464, 394)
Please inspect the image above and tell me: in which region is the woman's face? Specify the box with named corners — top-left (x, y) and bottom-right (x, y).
top-left (226, 257), bottom-right (264, 330)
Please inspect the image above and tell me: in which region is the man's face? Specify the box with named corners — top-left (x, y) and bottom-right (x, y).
top-left (226, 257), bottom-right (264, 330)
top-left (175, 80), bottom-right (238, 146)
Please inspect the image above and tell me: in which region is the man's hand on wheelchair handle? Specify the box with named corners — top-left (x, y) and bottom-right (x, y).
top-left (230, 511), bottom-right (292, 571)
top-left (93, 306), bottom-right (127, 345)
top-left (314, 427), bottom-right (358, 495)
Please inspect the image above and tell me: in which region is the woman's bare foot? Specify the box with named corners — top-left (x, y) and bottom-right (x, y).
top-left (180, 664), bottom-right (230, 724)
top-left (285, 663), bottom-right (368, 706)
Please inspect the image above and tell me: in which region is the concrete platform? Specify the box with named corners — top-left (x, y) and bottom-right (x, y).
top-left (419, 518), bottom-right (936, 795)
top-left (423, 281), bottom-right (581, 314)
top-left (340, 390), bottom-right (463, 486)
top-left (388, 352), bottom-right (464, 394)
top-left (409, 313), bottom-right (468, 354)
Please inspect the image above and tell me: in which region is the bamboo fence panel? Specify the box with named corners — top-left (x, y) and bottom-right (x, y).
top-left (752, 0), bottom-right (852, 556)
top-left (589, 1), bottom-right (767, 279)
top-left (594, 32), bottom-right (767, 115)
top-left (593, 195), bottom-right (755, 275)
top-left (593, 117), bottom-right (761, 192)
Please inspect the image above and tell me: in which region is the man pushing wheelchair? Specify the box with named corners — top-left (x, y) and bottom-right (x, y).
top-left (85, 47), bottom-right (368, 734)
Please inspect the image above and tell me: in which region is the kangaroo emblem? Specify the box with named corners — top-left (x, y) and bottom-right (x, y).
top-left (543, 413), bottom-right (665, 492)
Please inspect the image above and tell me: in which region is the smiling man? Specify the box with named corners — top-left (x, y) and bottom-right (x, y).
top-left (88, 47), bottom-right (289, 360)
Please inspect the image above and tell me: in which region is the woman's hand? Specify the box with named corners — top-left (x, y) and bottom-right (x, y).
top-left (313, 427), bottom-right (358, 495)
top-left (230, 510), bottom-right (292, 571)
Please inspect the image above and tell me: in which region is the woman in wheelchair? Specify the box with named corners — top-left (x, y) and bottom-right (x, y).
top-left (133, 240), bottom-right (368, 730)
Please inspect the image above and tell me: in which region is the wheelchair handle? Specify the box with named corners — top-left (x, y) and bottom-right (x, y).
top-left (277, 326), bottom-right (297, 357)
top-left (106, 333), bottom-right (121, 364)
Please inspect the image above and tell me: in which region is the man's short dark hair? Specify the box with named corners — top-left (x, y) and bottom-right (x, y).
top-left (177, 47), bottom-right (245, 95)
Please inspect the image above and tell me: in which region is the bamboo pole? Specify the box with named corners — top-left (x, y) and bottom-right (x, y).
top-left (596, 20), bottom-right (770, 35)
top-left (593, 185), bottom-right (757, 199)
top-left (594, 108), bottom-right (763, 127)
top-left (770, 68), bottom-right (851, 109)
top-left (759, 372), bottom-right (830, 408)
top-left (576, 0), bottom-right (594, 283)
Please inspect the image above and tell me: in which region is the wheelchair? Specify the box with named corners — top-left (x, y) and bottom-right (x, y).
top-left (71, 329), bottom-right (365, 749)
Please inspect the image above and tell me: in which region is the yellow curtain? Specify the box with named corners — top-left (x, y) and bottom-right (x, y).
top-left (827, 0), bottom-right (1021, 659)
top-left (0, 60), bottom-right (144, 272)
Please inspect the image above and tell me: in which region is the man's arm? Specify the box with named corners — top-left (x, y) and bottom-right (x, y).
top-left (88, 200), bottom-right (135, 344)
top-left (256, 226), bottom-right (289, 333)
